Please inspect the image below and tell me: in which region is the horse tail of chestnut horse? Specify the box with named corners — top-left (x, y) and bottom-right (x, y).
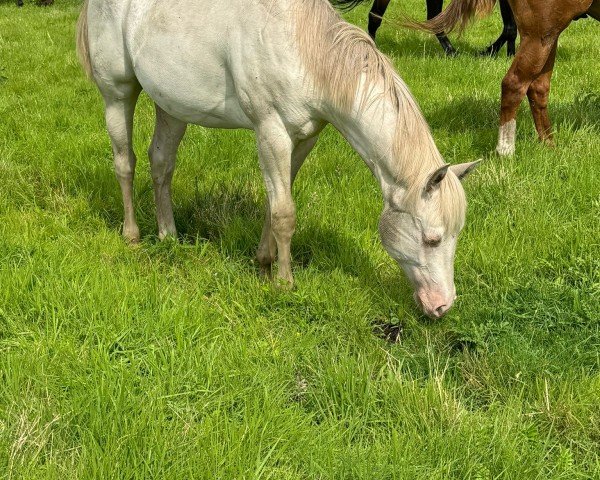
top-left (76, 0), bottom-right (93, 80)
top-left (404, 0), bottom-right (496, 35)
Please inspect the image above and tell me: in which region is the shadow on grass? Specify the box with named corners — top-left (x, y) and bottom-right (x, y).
top-left (374, 27), bottom-right (576, 62)
top-left (424, 92), bottom-right (600, 138)
top-left (138, 181), bottom-right (418, 318)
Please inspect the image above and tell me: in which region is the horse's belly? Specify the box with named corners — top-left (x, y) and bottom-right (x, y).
top-left (137, 63), bottom-right (253, 129)
top-left (132, 48), bottom-right (252, 129)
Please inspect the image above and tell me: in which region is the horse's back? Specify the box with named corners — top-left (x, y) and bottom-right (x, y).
top-left (86, 0), bottom-right (306, 129)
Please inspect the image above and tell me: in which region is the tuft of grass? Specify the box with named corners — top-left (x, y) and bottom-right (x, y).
top-left (0, 1), bottom-right (598, 478)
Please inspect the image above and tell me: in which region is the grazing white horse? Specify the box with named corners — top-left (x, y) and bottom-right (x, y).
top-left (77, 0), bottom-right (479, 318)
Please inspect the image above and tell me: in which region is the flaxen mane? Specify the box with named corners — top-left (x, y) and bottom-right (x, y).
top-left (294, 0), bottom-right (466, 231)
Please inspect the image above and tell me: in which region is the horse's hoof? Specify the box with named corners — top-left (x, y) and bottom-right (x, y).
top-left (259, 263), bottom-right (273, 279)
top-left (541, 137), bottom-right (555, 148)
top-left (123, 235), bottom-right (140, 245)
top-left (158, 231), bottom-right (178, 242)
top-left (478, 47), bottom-right (499, 57)
top-left (274, 276), bottom-right (294, 291)
top-left (123, 227), bottom-right (141, 244)
top-left (495, 144), bottom-right (515, 157)
top-left (445, 47), bottom-right (458, 57)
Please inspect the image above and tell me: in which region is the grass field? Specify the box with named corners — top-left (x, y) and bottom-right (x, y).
top-left (1, 1), bottom-right (599, 478)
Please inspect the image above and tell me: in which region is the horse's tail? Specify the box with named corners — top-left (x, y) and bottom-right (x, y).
top-left (76, 0), bottom-right (93, 80)
top-left (329, 0), bottom-right (370, 11)
top-left (404, 0), bottom-right (496, 35)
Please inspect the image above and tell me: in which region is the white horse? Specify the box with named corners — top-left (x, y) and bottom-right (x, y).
top-left (77, 0), bottom-right (479, 318)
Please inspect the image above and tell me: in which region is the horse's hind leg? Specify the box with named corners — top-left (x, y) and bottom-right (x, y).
top-left (526, 40), bottom-right (557, 144)
top-left (501, 0), bottom-right (518, 57)
top-left (496, 35), bottom-right (557, 156)
top-left (256, 134), bottom-right (318, 283)
top-left (426, 0), bottom-right (456, 56)
top-left (148, 105), bottom-right (187, 240)
top-left (368, 0), bottom-right (392, 40)
top-left (103, 85), bottom-right (142, 242)
top-left (480, 0), bottom-right (517, 57)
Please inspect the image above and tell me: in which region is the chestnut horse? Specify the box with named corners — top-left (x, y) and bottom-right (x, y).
top-left (366, 0), bottom-right (517, 57)
top-left (409, 0), bottom-right (599, 155)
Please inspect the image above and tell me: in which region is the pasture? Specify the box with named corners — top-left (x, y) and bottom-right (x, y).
top-left (1, 0), bottom-right (599, 478)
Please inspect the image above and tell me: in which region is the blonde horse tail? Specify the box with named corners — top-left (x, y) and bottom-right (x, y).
top-left (403, 0), bottom-right (497, 35)
top-left (76, 0), bottom-right (93, 80)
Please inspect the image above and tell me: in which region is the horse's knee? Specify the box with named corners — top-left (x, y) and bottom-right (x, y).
top-left (148, 145), bottom-right (174, 184)
top-left (528, 80), bottom-right (550, 108)
top-left (113, 149), bottom-right (136, 182)
top-left (501, 71), bottom-right (528, 108)
top-left (270, 202), bottom-right (296, 240)
top-left (501, 72), bottom-right (519, 95)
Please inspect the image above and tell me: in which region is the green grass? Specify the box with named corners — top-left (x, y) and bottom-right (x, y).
top-left (1, 1), bottom-right (599, 478)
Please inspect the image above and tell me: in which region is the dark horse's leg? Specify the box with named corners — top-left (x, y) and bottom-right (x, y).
top-left (426, 0), bottom-right (457, 56)
top-left (368, 0), bottom-right (392, 40)
top-left (480, 0), bottom-right (518, 57)
top-left (17, 0), bottom-right (24, 6)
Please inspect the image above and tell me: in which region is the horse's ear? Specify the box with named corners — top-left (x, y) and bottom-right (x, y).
top-left (424, 164), bottom-right (450, 194)
top-left (450, 160), bottom-right (481, 181)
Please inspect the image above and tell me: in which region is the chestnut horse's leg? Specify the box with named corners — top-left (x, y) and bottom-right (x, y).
top-left (496, 35), bottom-right (558, 156)
top-left (368, 0), bottom-right (392, 40)
top-left (480, 0), bottom-right (517, 57)
top-left (426, 0), bottom-right (457, 56)
top-left (526, 40), bottom-right (557, 145)
top-left (257, 136), bottom-right (318, 278)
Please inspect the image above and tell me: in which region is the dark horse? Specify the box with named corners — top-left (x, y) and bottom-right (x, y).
top-left (332, 0), bottom-right (517, 56)
top-left (16, 0), bottom-right (54, 6)
top-left (410, 0), bottom-right (599, 155)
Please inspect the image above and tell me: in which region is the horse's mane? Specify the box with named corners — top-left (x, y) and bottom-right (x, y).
top-left (293, 0), bottom-right (466, 232)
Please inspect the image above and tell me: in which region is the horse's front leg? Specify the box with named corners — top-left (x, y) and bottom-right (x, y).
top-left (526, 39), bottom-right (557, 145)
top-left (496, 35), bottom-right (557, 156)
top-left (368, 0), bottom-right (392, 40)
top-left (479, 0), bottom-right (517, 57)
top-left (426, 0), bottom-right (456, 56)
top-left (148, 105), bottom-right (187, 240)
top-left (257, 136), bottom-right (318, 279)
top-left (256, 124), bottom-right (317, 286)
top-left (103, 88), bottom-right (142, 243)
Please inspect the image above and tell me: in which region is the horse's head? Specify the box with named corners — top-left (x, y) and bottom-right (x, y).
top-left (379, 161), bottom-right (479, 319)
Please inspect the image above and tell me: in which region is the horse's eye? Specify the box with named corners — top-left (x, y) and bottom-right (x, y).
top-left (423, 235), bottom-right (442, 247)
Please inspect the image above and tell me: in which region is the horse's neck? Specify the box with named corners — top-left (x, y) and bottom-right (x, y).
top-left (327, 89), bottom-right (404, 198)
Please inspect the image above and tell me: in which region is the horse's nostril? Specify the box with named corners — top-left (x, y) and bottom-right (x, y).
top-left (435, 305), bottom-right (448, 317)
